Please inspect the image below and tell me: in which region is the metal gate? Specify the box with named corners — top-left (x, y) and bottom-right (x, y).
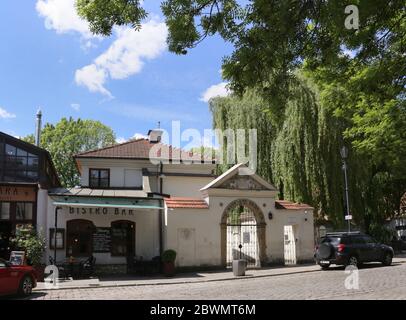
top-left (284, 225), bottom-right (297, 265)
top-left (226, 207), bottom-right (260, 268)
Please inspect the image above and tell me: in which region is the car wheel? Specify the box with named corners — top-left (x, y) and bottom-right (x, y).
top-left (347, 256), bottom-right (359, 267)
top-left (19, 275), bottom-right (33, 296)
top-left (382, 252), bottom-right (393, 266)
top-left (319, 263), bottom-right (330, 270)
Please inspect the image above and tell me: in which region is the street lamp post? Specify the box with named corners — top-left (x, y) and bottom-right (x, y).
top-left (340, 146), bottom-right (351, 232)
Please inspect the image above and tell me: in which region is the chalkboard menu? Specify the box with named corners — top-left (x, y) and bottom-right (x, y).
top-left (93, 228), bottom-right (111, 253)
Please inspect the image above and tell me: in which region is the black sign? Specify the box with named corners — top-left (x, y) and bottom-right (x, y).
top-left (93, 228), bottom-right (111, 253)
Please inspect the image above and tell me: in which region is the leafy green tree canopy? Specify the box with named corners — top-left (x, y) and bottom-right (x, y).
top-left (76, 0), bottom-right (405, 111)
top-left (24, 117), bottom-right (116, 188)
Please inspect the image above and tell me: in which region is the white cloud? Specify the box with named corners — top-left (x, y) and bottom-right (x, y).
top-left (36, 0), bottom-right (95, 39)
top-left (132, 133), bottom-right (148, 140)
top-left (71, 103), bottom-right (80, 111)
top-left (75, 64), bottom-right (112, 98)
top-left (0, 107), bottom-right (16, 119)
top-left (116, 133), bottom-right (148, 144)
top-left (75, 20), bottom-right (168, 97)
top-left (116, 137), bottom-right (127, 144)
top-left (200, 82), bottom-right (230, 102)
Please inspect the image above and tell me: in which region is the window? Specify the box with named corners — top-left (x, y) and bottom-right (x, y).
top-left (89, 169), bottom-right (110, 188)
top-left (0, 203), bottom-right (10, 220)
top-left (111, 221), bottom-right (135, 256)
top-left (16, 203), bottom-right (33, 220)
top-left (351, 236), bottom-right (366, 244)
top-left (362, 236), bottom-right (375, 244)
top-left (3, 144), bottom-right (39, 182)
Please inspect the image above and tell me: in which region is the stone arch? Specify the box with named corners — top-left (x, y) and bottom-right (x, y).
top-left (220, 199), bottom-right (267, 267)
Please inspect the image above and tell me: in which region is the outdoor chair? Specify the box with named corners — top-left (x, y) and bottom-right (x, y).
top-left (79, 255), bottom-right (96, 278)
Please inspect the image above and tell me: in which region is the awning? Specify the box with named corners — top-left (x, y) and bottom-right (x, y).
top-left (51, 196), bottom-right (163, 210)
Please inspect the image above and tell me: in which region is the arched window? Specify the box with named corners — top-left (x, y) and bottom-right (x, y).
top-left (111, 221), bottom-right (135, 257)
top-left (66, 220), bottom-right (95, 257)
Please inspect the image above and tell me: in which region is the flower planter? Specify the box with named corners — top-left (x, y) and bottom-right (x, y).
top-left (163, 261), bottom-right (175, 277)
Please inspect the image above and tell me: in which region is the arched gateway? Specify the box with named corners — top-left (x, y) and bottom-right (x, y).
top-left (221, 199), bottom-right (267, 268)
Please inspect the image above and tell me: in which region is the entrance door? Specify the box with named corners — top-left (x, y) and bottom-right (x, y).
top-left (66, 220), bottom-right (95, 257)
top-left (284, 225), bottom-right (297, 265)
top-left (0, 222), bottom-right (12, 260)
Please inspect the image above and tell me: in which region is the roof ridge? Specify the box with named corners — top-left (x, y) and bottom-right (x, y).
top-left (75, 138), bottom-right (149, 157)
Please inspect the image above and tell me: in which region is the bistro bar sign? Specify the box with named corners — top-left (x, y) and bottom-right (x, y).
top-left (69, 207), bottom-right (137, 216)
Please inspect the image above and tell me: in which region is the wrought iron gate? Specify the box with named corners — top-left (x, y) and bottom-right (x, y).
top-left (226, 208), bottom-right (260, 268)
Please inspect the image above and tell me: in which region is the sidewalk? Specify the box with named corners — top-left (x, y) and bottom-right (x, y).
top-left (35, 256), bottom-right (406, 291)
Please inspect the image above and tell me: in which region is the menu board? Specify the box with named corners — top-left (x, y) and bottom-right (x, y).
top-left (9, 251), bottom-right (26, 266)
top-left (92, 228), bottom-right (111, 253)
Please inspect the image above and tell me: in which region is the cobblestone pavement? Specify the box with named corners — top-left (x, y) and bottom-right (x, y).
top-left (22, 262), bottom-right (406, 300)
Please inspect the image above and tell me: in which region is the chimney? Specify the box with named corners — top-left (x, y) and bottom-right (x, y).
top-left (148, 128), bottom-right (163, 143)
top-left (35, 108), bottom-right (42, 147)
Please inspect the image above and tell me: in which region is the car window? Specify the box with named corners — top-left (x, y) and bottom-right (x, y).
top-left (0, 260), bottom-right (6, 268)
top-left (362, 236), bottom-right (375, 244)
top-left (322, 237), bottom-right (341, 245)
top-left (351, 236), bottom-right (366, 244)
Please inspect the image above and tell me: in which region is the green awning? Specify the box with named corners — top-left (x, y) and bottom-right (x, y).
top-left (53, 201), bottom-right (163, 210)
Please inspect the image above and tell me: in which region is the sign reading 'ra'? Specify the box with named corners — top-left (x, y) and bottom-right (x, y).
top-left (0, 186), bottom-right (36, 202)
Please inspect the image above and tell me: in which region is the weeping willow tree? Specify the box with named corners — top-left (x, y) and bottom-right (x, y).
top-left (209, 74), bottom-right (393, 229)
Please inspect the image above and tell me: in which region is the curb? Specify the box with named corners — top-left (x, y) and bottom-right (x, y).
top-left (34, 266), bottom-right (321, 292)
top-left (35, 259), bottom-right (406, 292)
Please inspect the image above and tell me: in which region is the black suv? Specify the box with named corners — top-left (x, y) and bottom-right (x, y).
top-left (314, 232), bottom-right (394, 270)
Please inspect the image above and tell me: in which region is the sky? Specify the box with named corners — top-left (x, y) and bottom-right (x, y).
top-left (0, 0), bottom-right (233, 148)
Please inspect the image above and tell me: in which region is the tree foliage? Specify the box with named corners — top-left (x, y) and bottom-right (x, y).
top-left (210, 72), bottom-right (405, 230)
top-left (76, 0), bottom-right (405, 111)
top-left (24, 118), bottom-right (116, 188)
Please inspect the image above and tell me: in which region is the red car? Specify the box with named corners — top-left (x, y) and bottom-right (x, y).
top-left (0, 258), bottom-right (37, 297)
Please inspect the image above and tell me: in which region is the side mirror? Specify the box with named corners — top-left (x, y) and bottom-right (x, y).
top-left (5, 261), bottom-right (12, 268)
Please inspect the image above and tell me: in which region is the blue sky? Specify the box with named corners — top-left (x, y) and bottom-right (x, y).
top-left (0, 0), bottom-right (233, 147)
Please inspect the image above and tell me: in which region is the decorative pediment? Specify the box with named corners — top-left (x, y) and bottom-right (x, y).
top-left (201, 163), bottom-right (277, 192)
top-left (219, 176), bottom-right (267, 190)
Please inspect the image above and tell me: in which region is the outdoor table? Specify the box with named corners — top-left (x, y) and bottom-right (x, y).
top-left (63, 260), bottom-right (83, 279)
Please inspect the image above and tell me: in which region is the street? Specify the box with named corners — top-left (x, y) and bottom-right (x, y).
top-left (25, 261), bottom-right (406, 300)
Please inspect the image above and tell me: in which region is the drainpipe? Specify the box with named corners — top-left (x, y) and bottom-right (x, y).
top-left (159, 162), bottom-right (164, 256)
top-left (53, 206), bottom-right (62, 264)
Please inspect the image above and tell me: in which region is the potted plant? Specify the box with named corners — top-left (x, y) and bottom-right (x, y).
top-left (161, 249), bottom-right (176, 277)
top-left (11, 226), bottom-right (46, 281)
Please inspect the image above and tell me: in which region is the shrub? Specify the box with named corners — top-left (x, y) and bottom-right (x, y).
top-left (11, 226), bottom-right (46, 266)
top-left (369, 223), bottom-right (395, 245)
top-left (161, 249), bottom-right (177, 263)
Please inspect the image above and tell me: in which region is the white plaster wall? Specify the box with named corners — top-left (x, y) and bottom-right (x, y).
top-left (164, 207), bottom-right (222, 267)
top-left (45, 201), bottom-right (161, 265)
top-left (163, 176), bottom-right (213, 198)
top-left (36, 189), bottom-right (48, 234)
top-left (164, 196), bottom-right (315, 267)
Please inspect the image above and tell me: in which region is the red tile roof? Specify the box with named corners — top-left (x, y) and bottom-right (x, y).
top-left (75, 138), bottom-right (214, 163)
top-left (165, 197), bottom-right (209, 209)
top-left (275, 200), bottom-right (314, 210)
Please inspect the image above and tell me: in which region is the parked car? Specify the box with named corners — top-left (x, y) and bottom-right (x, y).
top-left (0, 258), bottom-right (37, 297)
top-left (314, 232), bottom-right (394, 270)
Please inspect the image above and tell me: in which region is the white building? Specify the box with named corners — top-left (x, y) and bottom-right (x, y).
top-left (45, 129), bottom-right (315, 270)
